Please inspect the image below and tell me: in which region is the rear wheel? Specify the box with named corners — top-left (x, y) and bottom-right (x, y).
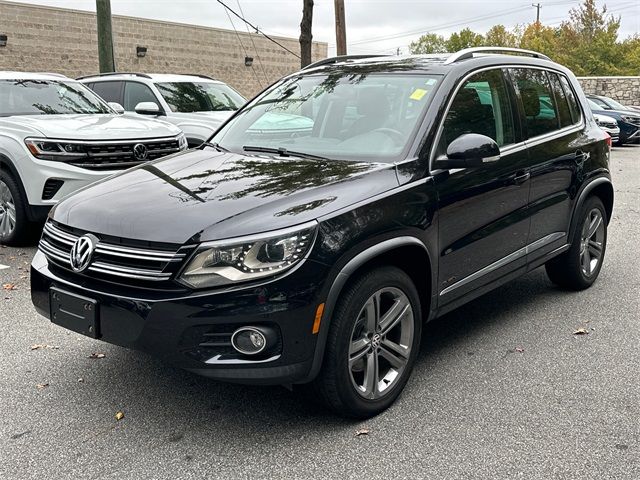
top-left (545, 196), bottom-right (607, 290)
top-left (0, 171), bottom-right (33, 246)
top-left (312, 266), bottom-right (422, 418)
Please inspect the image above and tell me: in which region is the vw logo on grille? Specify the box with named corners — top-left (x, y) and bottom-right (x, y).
top-left (69, 234), bottom-right (98, 272)
top-left (133, 143), bottom-right (149, 161)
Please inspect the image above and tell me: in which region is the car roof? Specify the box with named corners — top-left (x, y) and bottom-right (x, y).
top-left (0, 71), bottom-right (74, 81)
top-left (78, 72), bottom-right (223, 83)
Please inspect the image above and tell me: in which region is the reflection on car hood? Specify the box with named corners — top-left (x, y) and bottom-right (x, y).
top-left (51, 148), bottom-right (398, 244)
top-left (0, 114), bottom-right (181, 140)
top-left (168, 111), bottom-right (234, 127)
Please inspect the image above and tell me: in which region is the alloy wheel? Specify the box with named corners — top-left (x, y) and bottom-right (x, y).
top-left (348, 287), bottom-right (414, 400)
top-left (0, 179), bottom-right (17, 239)
top-left (579, 208), bottom-right (605, 277)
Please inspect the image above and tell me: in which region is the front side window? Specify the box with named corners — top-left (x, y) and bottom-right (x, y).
top-left (156, 82), bottom-right (246, 113)
top-left (441, 69), bottom-right (515, 150)
top-left (510, 68), bottom-right (561, 138)
top-left (123, 82), bottom-right (158, 110)
top-left (212, 73), bottom-right (441, 162)
top-left (0, 79), bottom-right (111, 116)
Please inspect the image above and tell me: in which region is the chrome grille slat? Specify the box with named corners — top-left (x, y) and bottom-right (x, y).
top-left (38, 221), bottom-right (185, 283)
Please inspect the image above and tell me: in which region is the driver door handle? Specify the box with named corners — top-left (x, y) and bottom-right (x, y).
top-left (511, 170), bottom-right (530, 185)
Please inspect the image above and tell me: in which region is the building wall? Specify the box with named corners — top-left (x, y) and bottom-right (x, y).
top-left (0, 0), bottom-right (327, 98)
top-left (578, 76), bottom-right (640, 105)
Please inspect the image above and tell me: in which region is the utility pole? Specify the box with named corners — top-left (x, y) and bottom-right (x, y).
top-left (299, 0), bottom-right (314, 68)
top-left (334, 0), bottom-right (346, 56)
top-left (96, 0), bottom-right (116, 72)
top-left (532, 3), bottom-right (541, 23)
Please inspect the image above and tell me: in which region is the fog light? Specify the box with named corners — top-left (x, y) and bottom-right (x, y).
top-left (231, 327), bottom-right (268, 355)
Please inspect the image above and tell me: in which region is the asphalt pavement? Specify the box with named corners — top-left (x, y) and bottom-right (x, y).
top-left (1, 146), bottom-right (639, 479)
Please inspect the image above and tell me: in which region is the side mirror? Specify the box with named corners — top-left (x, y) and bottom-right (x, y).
top-left (134, 101), bottom-right (162, 116)
top-left (434, 133), bottom-right (500, 169)
top-left (108, 102), bottom-right (125, 114)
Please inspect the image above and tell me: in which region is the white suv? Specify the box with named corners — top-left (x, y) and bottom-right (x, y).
top-left (79, 73), bottom-right (246, 147)
top-left (0, 72), bottom-right (187, 245)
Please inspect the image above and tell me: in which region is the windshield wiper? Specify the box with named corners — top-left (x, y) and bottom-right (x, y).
top-left (201, 142), bottom-right (230, 153)
top-left (243, 145), bottom-right (327, 161)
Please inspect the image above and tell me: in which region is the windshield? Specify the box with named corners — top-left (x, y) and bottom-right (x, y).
top-left (156, 82), bottom-right (246, 113)
top-left (603, 97), bottom-right (629, 111)
top-left (587, 99), bottom-right (604, 111)
top-left (0, 79), bottom-right (111, 116)
top-left (211, 72), bottom-right (441, 162)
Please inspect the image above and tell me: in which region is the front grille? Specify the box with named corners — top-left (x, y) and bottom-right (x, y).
top-left (39, 221), bottom-right (190, 284)
top-left (69, 137), bottom-right (181, 170)
top-left (42, 179), bottom-right (64, 200)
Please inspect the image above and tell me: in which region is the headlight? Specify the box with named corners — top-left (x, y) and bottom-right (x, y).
top-left (25, 138), bottom-right (89, 161)
top-left (177, 133), bottom-right (188, 150)
top-left (621, 115), bottom-right (640, 125)
top-left (178, 222), bottom-right (317, 289)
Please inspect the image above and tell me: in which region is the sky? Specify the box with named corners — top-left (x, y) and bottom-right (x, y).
top-left (12, 0), bottom-right (640, 57)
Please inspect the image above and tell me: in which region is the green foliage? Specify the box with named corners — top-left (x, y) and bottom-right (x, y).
top-left (407, 0), bottom-right (640, 75)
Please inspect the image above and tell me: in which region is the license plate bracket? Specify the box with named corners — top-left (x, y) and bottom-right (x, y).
top-left (50, 287), bottom-right (99, 339)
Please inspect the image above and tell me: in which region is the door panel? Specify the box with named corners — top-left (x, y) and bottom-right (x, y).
top-left (434, 68), bottom-right (530, 304)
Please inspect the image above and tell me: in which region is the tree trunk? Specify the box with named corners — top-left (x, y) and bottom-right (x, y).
top-left (299, 0), bottom-right (314, 68)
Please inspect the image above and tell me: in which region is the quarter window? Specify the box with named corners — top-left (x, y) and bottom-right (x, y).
top-left (442, 69), bottom-right (515, 149)
top-left (510, 68), bottom-right (562, 138)
top-left (548, 73), bottom-right (574, 128)
top-left (123, 82), bottom-right (158, 111)
top-left (559, 75), bottom-right (582, 124)
top-left (90, 81), bottom-right (123, 104)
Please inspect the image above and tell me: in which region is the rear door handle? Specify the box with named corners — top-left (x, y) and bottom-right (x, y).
top-left (511, 170), bottom-right (530, 185)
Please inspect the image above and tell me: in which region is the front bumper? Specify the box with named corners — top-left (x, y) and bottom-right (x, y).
top-left (30, 250), bottom-right (331, 385)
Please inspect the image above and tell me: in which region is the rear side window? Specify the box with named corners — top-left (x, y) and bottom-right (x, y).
top-left (548, 73), bottom-right (574, 128)
top-left (510, 68), bottom-right (559, 139)
top-left (442, 69), bottom-right (515, 149)
top-left (123, 82), bottom-right (158, 111)
top-left (90, 81), bottom-right (123, 104)
top-left (559, 75), bottom-right (582, 124)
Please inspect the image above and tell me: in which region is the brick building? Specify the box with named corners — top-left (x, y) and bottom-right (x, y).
top-left (0, 0), bottom-right (327, 97)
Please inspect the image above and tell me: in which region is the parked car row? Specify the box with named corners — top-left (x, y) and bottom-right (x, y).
top-left (586, 94), bottom-right (640, 145)
top-left (0, 71), bottom-right (245, 245)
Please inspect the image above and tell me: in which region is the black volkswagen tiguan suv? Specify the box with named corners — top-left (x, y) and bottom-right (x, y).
top-left (31, 48), bottom-right (613, 418)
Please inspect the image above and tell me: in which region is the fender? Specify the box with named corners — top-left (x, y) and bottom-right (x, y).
top-left (300, 236), bottom-right (432, 383)
top-left (0, 153), bottom-right (49, 222)
top-left (568, 175), bottom-right (613, 244)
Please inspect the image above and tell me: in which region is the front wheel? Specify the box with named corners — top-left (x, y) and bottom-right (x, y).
top-left (545, 196), bottom-right (607, 290)
top-left (312, 266), bottom-right (422, 418)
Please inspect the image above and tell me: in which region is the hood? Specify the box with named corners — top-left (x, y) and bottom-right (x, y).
top-left (0, 114), bottom-right (181, 140)
top-left (170, 111), bottom-right (234, 129)
top-left (51, 148), bottom-right (399, 244)
top-left (590, 108), bottom-right (639, 120)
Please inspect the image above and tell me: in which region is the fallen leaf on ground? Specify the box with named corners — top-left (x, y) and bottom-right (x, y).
top-left (573, 328), bottom-right (589, 335)
top-left (30, 344), bottom-right (60, 350)
top-left (77, 378), bottom-right (84, 383)
top-left (36, 383), bottom-right (49, 390)
top-left (355, 428), bottom-right (370, 437)
top-left (115, 411), bottom-right (124, 421)
top-left (2, 283), bottom-right (17, 290)
top-left (514, 347), bottom-right (525, 353)
top-left (88, 352), bottom-right (106, 359)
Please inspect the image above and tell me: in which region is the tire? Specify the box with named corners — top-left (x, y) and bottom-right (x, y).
top-left (0, 170), bottom-right (32, 246)
top-left (545, 196), bottom-right (607, 290)
top-left (312, 266), bottom-right (422, 418)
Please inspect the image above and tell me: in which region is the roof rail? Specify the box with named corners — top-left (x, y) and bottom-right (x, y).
top-left (177, 73), bottom-right (217, 81)
top-left (444, 47), bottom-right (550, 64)
top-left (302, 54), bottom-right (390, 70)
top-left (75, 72), bottom-right (153, 80)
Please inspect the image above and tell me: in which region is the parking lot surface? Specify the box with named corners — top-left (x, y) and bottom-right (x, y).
top-left (1, 146), bottom-right (639, 480)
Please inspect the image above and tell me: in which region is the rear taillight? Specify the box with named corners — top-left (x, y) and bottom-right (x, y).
top-left (605, 132), bottom-right (612, 149)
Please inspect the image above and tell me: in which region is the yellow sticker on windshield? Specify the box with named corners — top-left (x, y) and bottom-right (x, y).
top-left (410, 88), bottom-right (428, 101)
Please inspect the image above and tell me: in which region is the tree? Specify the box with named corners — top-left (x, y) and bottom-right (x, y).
top-left (299, 0), bottom-right (314, 68)
top-left (519, 22), bottom-right (559, 58)
top-left (446, 28), bottom-right (485, 52)
top-left (409, 33), bottom-right (447, 54)
top-left (484, 25), bottom-right (520, 48)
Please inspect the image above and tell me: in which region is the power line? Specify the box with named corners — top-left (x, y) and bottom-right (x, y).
top-left (222, 5), bottom-right (263, 88)
top-left (216, 0), bottom-right (301, 59)
top-left (236, 0), bottom-right (270, 84)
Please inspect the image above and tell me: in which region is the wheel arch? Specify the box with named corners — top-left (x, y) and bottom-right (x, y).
top-left (569, 176), bottom-right (614, 243)
top-left (301, 236), bottom-right (434, 383)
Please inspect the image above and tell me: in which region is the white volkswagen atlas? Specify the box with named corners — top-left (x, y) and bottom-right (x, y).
top-left (0, 72), bottom-right (187, 245)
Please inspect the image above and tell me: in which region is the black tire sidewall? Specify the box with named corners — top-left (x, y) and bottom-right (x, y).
top-left (328, 266), bottom-right (422, 417)
top-left (574, 196), bottom-right (608, 286)
top-left (0, 170), bottom-right (29, 246)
